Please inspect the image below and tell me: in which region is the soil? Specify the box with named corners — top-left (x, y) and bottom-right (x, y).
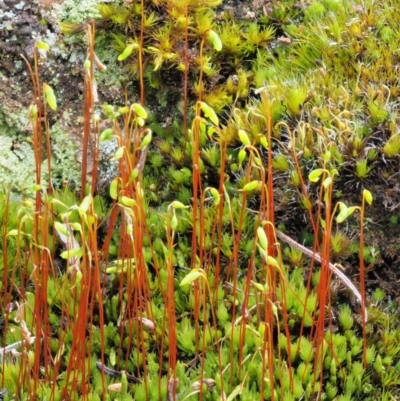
top-left (0, 0), bottom-right (84, 139)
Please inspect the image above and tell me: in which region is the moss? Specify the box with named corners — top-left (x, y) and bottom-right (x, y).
top-left (2, 1), bottom-right (400, 400)
top-left (304, 2), bottom-right (326, 21)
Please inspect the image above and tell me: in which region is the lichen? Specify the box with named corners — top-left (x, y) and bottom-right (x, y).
top-left (0, 108), bottom-right (82, 194)
top-left (0, 99), bottom-right (30, 136)
top-left (0, 102), bottom-right (37, 193)
top-left (0, 135), bottom-right (38, 194)
top-left (91, 35), bottom-right (126, 102)
top-left (45, 122), bottom-right (83, 188)
top-left (0, 10), bottom-right (17, 30)
top-left (55, 0), bottom-right (102, 24)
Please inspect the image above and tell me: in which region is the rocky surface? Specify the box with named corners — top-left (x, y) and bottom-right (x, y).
top-left (0, 0), bottom-right (111, 192)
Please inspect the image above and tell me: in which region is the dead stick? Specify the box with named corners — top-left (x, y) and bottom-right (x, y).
top-left (275, 229), bottom-right (367, 321)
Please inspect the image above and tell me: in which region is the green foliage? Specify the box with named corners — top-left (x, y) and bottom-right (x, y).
top-left (2, 0), bottom-right (400, 400)
top-left (339, 304), bottom-right (354, 331)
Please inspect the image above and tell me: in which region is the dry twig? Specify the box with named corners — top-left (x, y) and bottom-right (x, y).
top-left (275, 229), bottom-right (368, 321)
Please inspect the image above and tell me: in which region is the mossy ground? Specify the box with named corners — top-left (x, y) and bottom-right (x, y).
top-left (1, 0), bottom-right (400, 400)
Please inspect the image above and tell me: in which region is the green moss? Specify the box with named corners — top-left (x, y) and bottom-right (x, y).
top-left (305, 2), bottom-right (326, 21)
top-left (2, 1), bottom-right (400, 400)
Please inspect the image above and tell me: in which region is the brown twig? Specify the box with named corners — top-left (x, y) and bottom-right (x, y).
top-left (275, 229), bottom-right (368, 321)
top-left (95, 361), bottom-right (142, 384)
